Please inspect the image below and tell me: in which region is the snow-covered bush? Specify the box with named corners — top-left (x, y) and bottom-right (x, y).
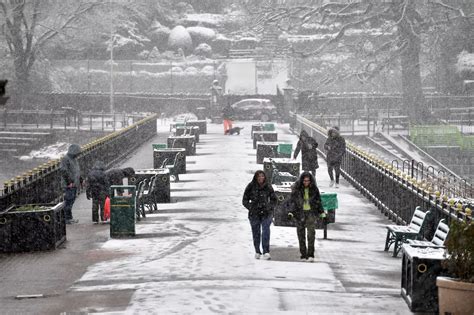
top-left (186, 26), bottom-right (216, 45)
top-left (148, 21), bottom-right (171, 50)
top-left (211, 34), bottom-right (231, 56)
top-left (168, 25), bottom-right (193, 55)
top-left (232, 37), bottom-right (258, 49)
top-left (194, 43), bottom-right (212, 58)
top-left (456, 50), bottom-right (474, 76)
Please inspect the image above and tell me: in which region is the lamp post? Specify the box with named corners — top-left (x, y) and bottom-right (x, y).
top-left (109, 0), bottom-right (114, 114)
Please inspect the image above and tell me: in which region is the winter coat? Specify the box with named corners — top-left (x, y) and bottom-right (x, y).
top-left (86, 161), bottom-right (110, 199)
top-left (60, 144), bottom-right (81, 189)
top-left (293, 130), bottom-right (319, 171)
top-left (222, 105), bottom-right (235, 120)
top-left (106, 167), bottom-right (135, 186)
top-left (289, 172), bottom-right (323, 220)
top-left (324, 128), bottom-right (346, 165)
top-left (242, 171), bottom-right (277, 219)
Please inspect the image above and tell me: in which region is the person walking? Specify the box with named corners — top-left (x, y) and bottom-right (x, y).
top-left (242, 170), bottom-right (277, 260)
top-left (60, 143), bottom-right (82, 224)
top-left (324, 126), bottom-right (346, 188)
top-left (293, 130), bottom-right (319, 176)
top-left (288, 171), bottom-right (323, 262)
top-left (222, 103), bottom-right (234, 135)
top-left (86, 161), bottom-right (110, 224)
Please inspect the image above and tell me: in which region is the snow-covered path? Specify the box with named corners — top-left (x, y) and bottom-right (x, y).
top-left (71, 121), bottom-right (410, 314)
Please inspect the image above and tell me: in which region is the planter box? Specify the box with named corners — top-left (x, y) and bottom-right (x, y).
top-left (437, 276), bottom-right (474, 315)
top-left (153, 148), bottom-right (186, 174)
top-left (0, 203), bottom-right (66, 253)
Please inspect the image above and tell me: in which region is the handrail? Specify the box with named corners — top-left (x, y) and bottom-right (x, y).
top-left (0, 114), bottom-right (158, 210)
top-left (291, 112), bottom-right (471, 231)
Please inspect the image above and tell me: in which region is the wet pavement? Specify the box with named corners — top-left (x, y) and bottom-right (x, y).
top-left (0, 120), bottom-right (412, 314)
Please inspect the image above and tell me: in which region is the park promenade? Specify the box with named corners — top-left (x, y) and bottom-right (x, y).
top-left (0, 120), bottom-right (411, 314)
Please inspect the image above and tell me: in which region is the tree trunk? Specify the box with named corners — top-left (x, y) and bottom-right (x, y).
top-left (398, 7), bottom-right (427, 124)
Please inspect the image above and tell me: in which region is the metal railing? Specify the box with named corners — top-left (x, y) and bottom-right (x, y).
top-left (0, 114), bottom-right (158, 210)
top-left (291, 113), bottom-right (472, 238)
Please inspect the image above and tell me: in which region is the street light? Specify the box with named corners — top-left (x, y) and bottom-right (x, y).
top-left (109, 0), bottom-right (114, 114)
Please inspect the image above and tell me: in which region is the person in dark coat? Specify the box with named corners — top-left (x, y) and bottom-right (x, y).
top-left (60, 143), bottom-right (81, 224)
top-left (288, 171), bottom-right (323, 262)
top-left (86, 161), bottom-right (110, 223)
top-left (324, 126), bottom-right (346, 188)
top-left (106, 167), bottom-right (135, 186)
top-left (222, 103), bottom-right (234, 135)
top-left (242, 170), bottom-right (277, 260)
top-left (293, 130), bottom-right (319, 176)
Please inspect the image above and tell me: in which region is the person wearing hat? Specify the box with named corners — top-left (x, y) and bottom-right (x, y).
top-left (60, 144), bottom-right (82, 224)
top-left (324, 126), bottom-right (346, 188)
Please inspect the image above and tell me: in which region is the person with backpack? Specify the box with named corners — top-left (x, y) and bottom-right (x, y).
top-left (287, 171), bottom-right (323, 262)
top-left (242, 170), bottom-right (277, 260)
top-left (86, 161), bottom-right (110, 223)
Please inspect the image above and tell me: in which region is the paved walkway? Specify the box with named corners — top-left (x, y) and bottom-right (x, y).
top-left (0, 121), bottom-right (411, 314)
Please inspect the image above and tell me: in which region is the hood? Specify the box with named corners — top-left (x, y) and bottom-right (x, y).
top-left (92, 160), bottom-right (106, 171)
top-left (328, 127), bottom-right (340, 137)
top-left (67, 144), bottom-right (81, 158)
top-left (294, 171), bottom-right (317, 189)
top-left (252, 170), bottom-right (267, 185)
top-left (122, 167), bottom-right (135, 177)
top-left (299, 130), bottom-right (308, 138)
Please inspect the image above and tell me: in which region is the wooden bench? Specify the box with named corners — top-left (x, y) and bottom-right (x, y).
top-left (136, 176), bottom-right (159, 220)
top-left (160, 154), bottom-right (180, 182)
top-left (384, 207), bottom-right (430, 257)
top-left (408, 219), bottom-right (449, 248)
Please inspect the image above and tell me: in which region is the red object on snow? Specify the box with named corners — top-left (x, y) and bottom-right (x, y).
top-left (104, 197), bottom-right (111, 220)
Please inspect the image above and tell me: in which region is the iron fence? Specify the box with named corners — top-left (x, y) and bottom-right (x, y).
top-left (291, 113), bottom-right (472, 239)
top-left (0, 114), bottom-right (158, 210)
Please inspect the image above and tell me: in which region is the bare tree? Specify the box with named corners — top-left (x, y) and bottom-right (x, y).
top-left (0, 0), bottom-right (101, 96)
top-left (247, 0), bottom-right (473, 123)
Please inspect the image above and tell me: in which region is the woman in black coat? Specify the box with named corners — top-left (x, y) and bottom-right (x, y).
top-left (242, 170), bottom-right (277, 260)
top-left (324, 127), bottom-right (346, 188)
top-left (288, 171), bottom-right (323, 262)
top-left (293, 130), bottom-right (319, 176)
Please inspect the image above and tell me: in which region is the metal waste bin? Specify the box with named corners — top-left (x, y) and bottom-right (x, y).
top-left (110, 185), bottom-right (136, 238)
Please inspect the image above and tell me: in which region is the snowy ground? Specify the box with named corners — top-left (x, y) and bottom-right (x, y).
top-left (67, 120), bottom-right (410, 314)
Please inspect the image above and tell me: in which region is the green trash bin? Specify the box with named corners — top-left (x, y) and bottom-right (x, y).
top-left (110, 185), bottom-right (136, 238)
top-left (263, 123), bottom-right (275, 131)
top-left (278, 143), bottom-right (292, 158)
top-left (152, 143), bottom-right (167, 150)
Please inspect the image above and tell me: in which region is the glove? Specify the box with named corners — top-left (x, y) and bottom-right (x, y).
top-left (319, 210), bottom-right (328, 219)
top-left (287, 212), bottom-right (294, 220)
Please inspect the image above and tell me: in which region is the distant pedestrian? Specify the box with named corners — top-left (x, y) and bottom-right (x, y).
top-left (222, 103), bottom-right (234, 134)
top-left (60, 143), bottom-right (81, 224)
top-left (86, 161), bottom-right (110, 223)
top-left (242, 170), bottom-right (277, 260)
top-left (324, 126), bottom-right (346, 188)
top-left (293, 130), bottom-right (319, 176)
top-left (287, 171), bottom-right (323, 262)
